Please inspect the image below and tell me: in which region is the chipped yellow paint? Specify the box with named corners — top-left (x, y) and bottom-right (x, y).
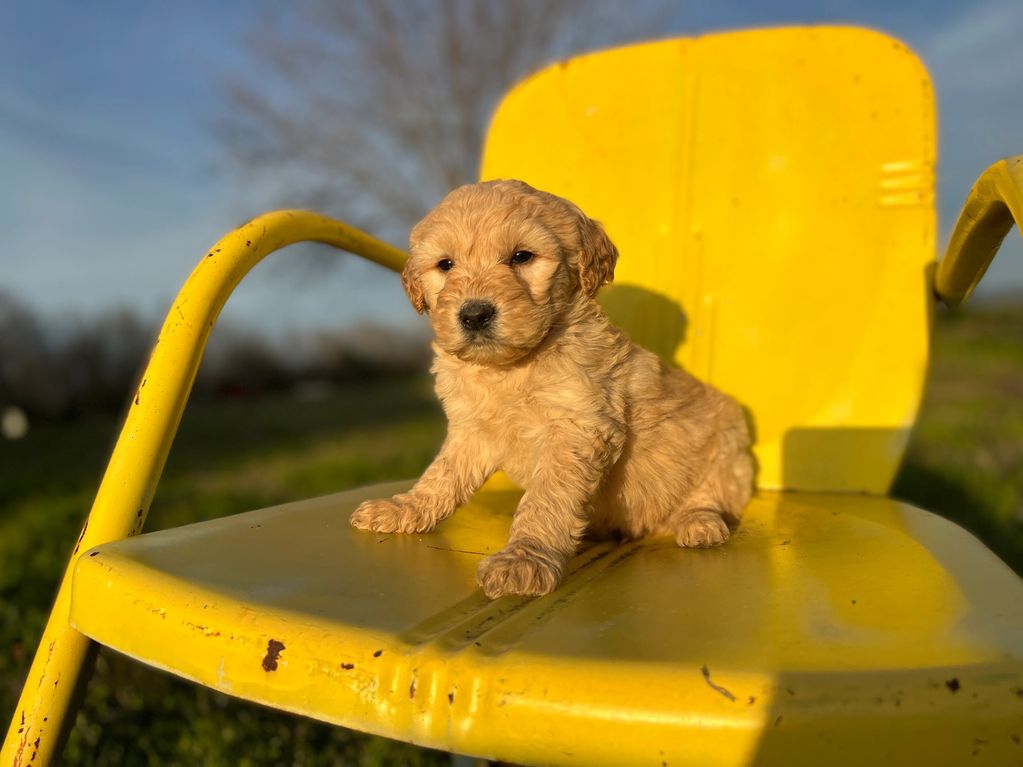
top-left (936, 155), bottom-right (1023, 307)
top-left (1, 212), bottom-right (404, 767)
top-left (69, 485), bottom-right (1023, 766)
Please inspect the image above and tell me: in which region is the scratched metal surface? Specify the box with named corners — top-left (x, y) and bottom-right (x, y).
top-left (72, 481), bottom-right (1023, 766)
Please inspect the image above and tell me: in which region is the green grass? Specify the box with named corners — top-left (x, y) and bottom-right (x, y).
top-left (893, 304), bottom-right (1023, 570)
top-left (2, 306), bottom-right (1021, 765)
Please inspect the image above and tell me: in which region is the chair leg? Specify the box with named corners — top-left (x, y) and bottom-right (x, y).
top-left (2, 588), bottom-right (98, 766)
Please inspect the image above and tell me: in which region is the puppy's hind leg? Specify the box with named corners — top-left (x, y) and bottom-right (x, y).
top-left (673, 418), bottom-right (754, 548)
top-left (672, 506), bottom-right (731, 549)
top-left (670, 467), bottom-right (749, 549)
top-left (671, 486), bottom-right (750, 549)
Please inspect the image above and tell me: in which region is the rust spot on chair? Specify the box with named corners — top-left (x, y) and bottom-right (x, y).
top-left (946, 677), bottom-right (960, 693)
top-left (340, 662), bottom-right (354, 670)
top-left (700, 665), bottom-right (736, 702)
top-left (73, 520), bottom-right (89, 554)
top-left (262, 639), bottom-right (285, 671)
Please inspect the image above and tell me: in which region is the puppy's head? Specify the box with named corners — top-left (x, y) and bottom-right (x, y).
top-left (403, 179), bottom-right (617, 365)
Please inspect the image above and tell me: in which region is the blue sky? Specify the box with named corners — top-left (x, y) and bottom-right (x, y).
top-left (1, 0), bottom-right (1021, 337)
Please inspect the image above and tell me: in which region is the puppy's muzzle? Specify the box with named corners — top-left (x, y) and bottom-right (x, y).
top-left (459, 300), bottom-right (496, 334)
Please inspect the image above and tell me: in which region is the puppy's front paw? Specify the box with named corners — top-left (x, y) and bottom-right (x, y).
top-left (476, 544), bottom-right (563, 599)
top-left (675, 509), bottom-right (730, 548)
top-left (350, 495), bottom-right (437, 534)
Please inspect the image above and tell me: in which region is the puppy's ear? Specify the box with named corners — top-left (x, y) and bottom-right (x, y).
top-left (401, 258), bottom-right (427, 314)
top-left (577, 217), bottom-right (618, 297)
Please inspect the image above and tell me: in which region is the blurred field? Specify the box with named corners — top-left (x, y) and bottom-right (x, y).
top-left (892, 303), bottom-right (1023, 569)
top-left (2, 305), bottom-right (1021, 765)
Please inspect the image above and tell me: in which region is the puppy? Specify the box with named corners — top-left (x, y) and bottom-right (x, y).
top-left (351, 180), bottom-right (753, 599)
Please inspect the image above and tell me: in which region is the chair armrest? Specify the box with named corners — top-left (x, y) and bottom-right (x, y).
top-left (936, 156), bottom-right (1023, 307)
top-left (1, 211), bottom-right (406, 766)
top-left (92, 210), bottom-right (406, 545)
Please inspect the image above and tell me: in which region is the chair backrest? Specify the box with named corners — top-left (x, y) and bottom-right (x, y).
top-left (481, 26), bottom-right (935, 494)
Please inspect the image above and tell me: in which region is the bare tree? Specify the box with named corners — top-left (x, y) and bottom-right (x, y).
top-left (217, 0), bottom-right (676, 246)
top-left (0, 291), bottom-right (66, 416)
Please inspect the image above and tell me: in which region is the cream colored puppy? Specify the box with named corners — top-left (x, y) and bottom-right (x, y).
top-left (351, 180), bottom-right (753, 599)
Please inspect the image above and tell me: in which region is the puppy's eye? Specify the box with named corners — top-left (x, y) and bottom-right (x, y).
top-left (510, 250), bottom-right (534, 265)
top-left (437, 258), bottom-right (453, 272)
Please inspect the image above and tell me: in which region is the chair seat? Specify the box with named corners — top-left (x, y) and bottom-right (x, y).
top-left (71, 483), bottom-right (1023, 766)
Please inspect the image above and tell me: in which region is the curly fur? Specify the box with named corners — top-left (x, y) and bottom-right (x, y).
top-left (351, 180), bottom-right (754, 599)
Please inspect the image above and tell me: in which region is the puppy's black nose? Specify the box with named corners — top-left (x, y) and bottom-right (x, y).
top-left (459, 300), bottom-right (496, 332)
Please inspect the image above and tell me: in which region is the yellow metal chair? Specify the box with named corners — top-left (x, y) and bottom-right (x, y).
top-left (5, 26), bottom-right (1023, 767)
